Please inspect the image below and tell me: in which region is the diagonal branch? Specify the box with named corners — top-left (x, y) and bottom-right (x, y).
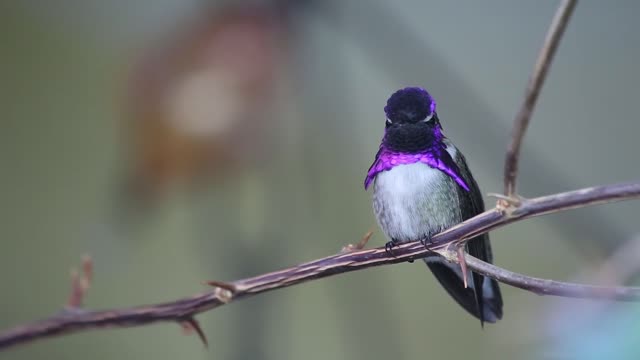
top-left (503, 0), bottom-right (578, 196)
top-left (1, 181), bottom-right (639, 350)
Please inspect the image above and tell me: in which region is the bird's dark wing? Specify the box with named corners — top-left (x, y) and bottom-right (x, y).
top-left (364, 146), bottom-right (384, 189)
top-left (425, 257), bottom-right (488, 322)
top-left (453, 148), bottom-right (503, 325)
top-left (423, 146), bottom-right (503, 324)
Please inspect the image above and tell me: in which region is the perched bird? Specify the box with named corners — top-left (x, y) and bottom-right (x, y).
top-left (365, 87), bottom-right (503, 324)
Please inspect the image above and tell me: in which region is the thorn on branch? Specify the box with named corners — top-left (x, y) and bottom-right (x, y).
top-left (341, 229), bottom-right (374, 253)
top-left (437, 247), bottom-right (470, 288)
top-left (488, 193), bottom-right (526, 211)
top-left (179, 317), bottom-right (208, 348)
top-left (456, 247), bottom-right (469, 289)
top-left (204, 280), bottom-right (236, 303)
top-left (66, 255), bottom-right (93, 309)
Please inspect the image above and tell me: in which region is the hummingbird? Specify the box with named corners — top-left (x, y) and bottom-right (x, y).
top-left (364, 87), bottom-right (503, 324)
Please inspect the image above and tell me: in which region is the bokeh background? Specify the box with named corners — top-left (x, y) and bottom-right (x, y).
top-left (2, 1), bottom-right (640, 359)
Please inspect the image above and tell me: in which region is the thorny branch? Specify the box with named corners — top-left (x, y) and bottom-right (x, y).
top-left (1, 182), bottom-right (640, 350)
top-left (2, 0), bottom-right (639, 353)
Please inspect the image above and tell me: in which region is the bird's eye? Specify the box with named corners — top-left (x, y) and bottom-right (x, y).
top-left (385, 118), bottom-right (392, 126)
top-left (421, 113), bottom-right (434, 123)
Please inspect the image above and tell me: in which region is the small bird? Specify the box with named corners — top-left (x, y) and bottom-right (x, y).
top-left (365, 87), bottom-right (503, 324)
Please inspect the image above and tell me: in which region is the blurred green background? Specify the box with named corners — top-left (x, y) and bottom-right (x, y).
top-left (1, 1), bottom-right (639, 359)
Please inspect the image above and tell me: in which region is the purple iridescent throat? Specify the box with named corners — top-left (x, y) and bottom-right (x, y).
top-left (364, 125), bottom-right (470, 191)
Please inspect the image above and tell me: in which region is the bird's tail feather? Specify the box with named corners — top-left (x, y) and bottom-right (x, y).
top-left (424, 257), bottom-right (503, 325)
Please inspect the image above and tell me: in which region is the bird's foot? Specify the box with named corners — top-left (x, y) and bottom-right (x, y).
top-left (384, 241), bottom-right (397, 257)
top-left (420, 236), bottom-right (433, 250)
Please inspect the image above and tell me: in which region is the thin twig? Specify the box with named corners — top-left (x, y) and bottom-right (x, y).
top-left (0, 182), bottom-right (639, 350)
top-left (503, 0), bottom-right (578, 196)
top-left (438, 251), bottom-right (640, 301)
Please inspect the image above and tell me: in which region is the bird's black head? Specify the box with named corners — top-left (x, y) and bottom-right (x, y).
top-left (382, 87), bottom-right (443, 153)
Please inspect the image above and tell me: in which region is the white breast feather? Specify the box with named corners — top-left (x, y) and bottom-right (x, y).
top-left (372, 144), bottom-right (459, 241)
top-left (374, 163), bottom-right (442, 240)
